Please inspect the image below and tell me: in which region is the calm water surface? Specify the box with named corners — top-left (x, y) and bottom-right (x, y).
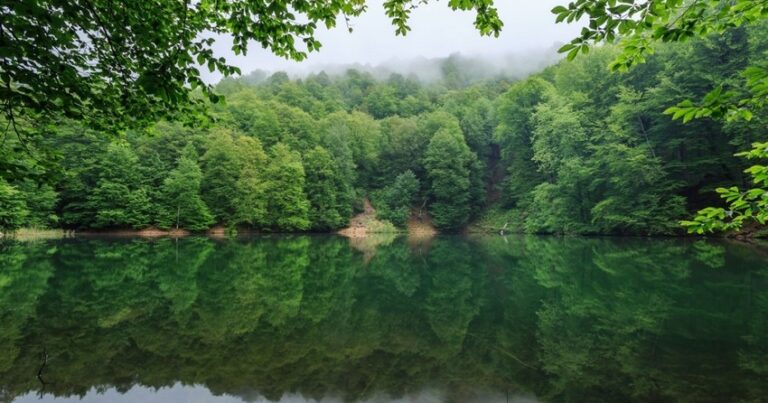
top-left (0, 235), bottom-right (766, 402)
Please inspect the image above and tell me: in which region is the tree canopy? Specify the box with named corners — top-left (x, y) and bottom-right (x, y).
top-left (1, 0), bottom-right (502, 132)
top-left (551, 0), bottom-right (768, 233)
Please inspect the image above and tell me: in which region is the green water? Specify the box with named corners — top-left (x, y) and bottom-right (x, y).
top-left (0, 235), bottom-right (766, 403)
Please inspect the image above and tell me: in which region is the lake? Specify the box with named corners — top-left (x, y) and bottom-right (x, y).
top-left (0, 235), bottom-right (766, 402)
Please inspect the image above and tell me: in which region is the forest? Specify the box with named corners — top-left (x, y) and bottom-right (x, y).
top-left (1, 23), bottom-right (767, 235)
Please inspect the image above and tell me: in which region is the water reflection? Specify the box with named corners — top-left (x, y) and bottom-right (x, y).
top-left (12, 384), bottom-right (540, 403)
top-left (0, 235), bottom-right (766, 402)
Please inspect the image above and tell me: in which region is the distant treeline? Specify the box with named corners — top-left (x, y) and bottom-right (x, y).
top-left (1, 24), bottom-right (766, 234)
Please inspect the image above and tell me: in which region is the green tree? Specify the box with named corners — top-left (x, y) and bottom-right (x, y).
top-left (304, 146), bottom-right (348, 231)
top-left (378, 170), bottom-right (420, 228)
top-left (321, 111), bottom-right (381, 188)
top-left (87, 143), bottom-right (151, 228)
top-left (424, 125), bottom-right (474, 230)
top-left (201, 130), bottom-right (242, 224)
top-left (0, 179), bottom-right (29, 231)
top-left (265, 144), bottom-right (310, 231)
top-left (17, 181), bottom-right (58, 228)
top-left (553, 1), bottom-right (768, 232)
top-left (156, 146), bottom-right (214, 231)
top-left (375, 116), bottom-right (429, 188)
top-left (494, 78), bottom-right (552, 205)
top-left (233, 136), bottom-right (270, 228)
top-left (682, 141), bottom-right (768, 233)
top-left (221, 94), bottom-right (283, 145)
top-left (364, 85), bottom-right (399, 119)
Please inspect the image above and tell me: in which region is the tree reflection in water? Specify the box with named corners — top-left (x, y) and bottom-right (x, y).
top-left (0, 235), bottom-right (765, 403)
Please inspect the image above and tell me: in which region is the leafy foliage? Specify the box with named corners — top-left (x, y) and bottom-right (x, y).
top-left (87, 143), bottom-right (151, 229)
top-left (377, 170), bottom-right (420, 227)
top-left (304, 146), bottom-right (347, 231)
top-left (233, 136), bottom-right (270, 228)
top-left (265, 143), bottom-right (310, 231)
top-left (682, 141), bottom-right (768, 233)
top-left (156, 145), bottom-right (214, 231)
top-left (552, 1), bottom-right (768, 234)
top-left (424, 122), bottom-right (474, 230)
top-left (0, 179), bottom-right (28, 231)
top-left (1, 0), bottom-right (502, 133)
top-left (3, 25), bottom-right (767, 235)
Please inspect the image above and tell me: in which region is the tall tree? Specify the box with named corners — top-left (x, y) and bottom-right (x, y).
top-left (86, 143), bottom-right (151, 229)
top-left (264, 144), bottom-right (310, 231)
top-left (17, 181), bottom-right (59, 228)
top-left (424, 125), bottom-right (474, 230)
top-left (378, 170), bottom-right (420, 228)
top-left (157, 145), bottom-right (214, 231)
top-left (494, 78), bottom-right (555, 206)
top-left (304, 146), bottom-right (347, 231)
top-left (200, 130), bottom-right (242, 224)
top-left (233, 136), bottom-right (270, 228)
top-left (0, 179), bottom-right (29, 231)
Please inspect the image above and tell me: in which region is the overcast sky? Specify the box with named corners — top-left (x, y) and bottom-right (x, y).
top-left (203, 0), bottom-right (583, 83)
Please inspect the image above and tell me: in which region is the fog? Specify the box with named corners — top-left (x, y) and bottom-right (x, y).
top-left (203, 0), bottom-right (584, 83)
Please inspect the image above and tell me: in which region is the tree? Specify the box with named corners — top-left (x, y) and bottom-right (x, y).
top-left (681, 141), bottom-right (768, 233)
top-left (494, 78), bottom-right (552, 206)
top-left (201, 130), bottom-right (242, 224)
top-left (2, 0), bottom-right (502, 132)
top-left (304, 146), bottom-right (347, 231)
top-left (553, 0), bottom-right (767, 73)
top-left (378, 170), bottom-right (420, 228)
top-left (552, 1), bottom-right (768, 232)
top-left (364, 85), bottom-right (399, 119)
top-left (321, 111), bottom-right (381, 188)
top-left (264, 144), bottom-right (310, 231)
top-left (0, 179), bottom-right (29, 231)
top-left (17, 181), bottom-right (59, 228)
top-left (319, 119), bottom-right (357, 215)
top-left (233, 136), bottom-right (270, 228)
top-left (156, 145), bottom-right (214, 231)
top-left (375, 116), bottom-right (429, 188)
top-left (424, 124), bottom-right (474, 230)
top-left (530, 92), bottom-right (588, 179)
top-left (86, 143), bottom-right (151, 228)
top-left (221, 94), bottom-right (282, 145)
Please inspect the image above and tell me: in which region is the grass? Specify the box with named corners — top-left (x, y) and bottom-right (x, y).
top-left (365, 217), bottom-right (404, 234)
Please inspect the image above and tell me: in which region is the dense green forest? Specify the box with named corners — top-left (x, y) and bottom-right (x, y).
top-left (1, 24), bottom-right (767, 235)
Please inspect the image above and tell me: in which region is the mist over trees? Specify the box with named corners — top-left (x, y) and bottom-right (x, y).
top-left (218, 49), bottom-right (564, 86)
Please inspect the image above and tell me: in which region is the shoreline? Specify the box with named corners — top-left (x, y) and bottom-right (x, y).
top-left (2, 227), bottom-right (763, 240)
top-left (3, 216), bottom-right (767, 242)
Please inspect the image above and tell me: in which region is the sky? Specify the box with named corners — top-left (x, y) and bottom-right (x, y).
top-left (202, 0), bottom-right (584, 83)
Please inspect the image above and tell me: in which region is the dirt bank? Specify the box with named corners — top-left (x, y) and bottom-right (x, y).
top-left (338, 199), bottom-right (437, 239)
top-left (407, 212), bottom-right (437, 238)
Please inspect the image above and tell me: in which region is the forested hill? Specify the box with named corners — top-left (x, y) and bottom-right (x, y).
top-left (1, 24), bottom-right (766, 235)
